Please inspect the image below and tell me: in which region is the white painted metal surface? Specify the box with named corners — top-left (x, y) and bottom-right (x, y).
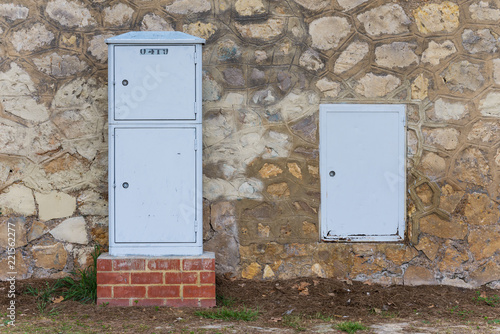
top-left (106, 31), bottom-right (205, 44)
top-left (320, 104), bottom-right (406, 242)
top-left (114, 127), bottom-right (196, 243)
top-left (114, 45), bottom-right (196, 120)
top-left (107, 32), bottom-right (204, 256)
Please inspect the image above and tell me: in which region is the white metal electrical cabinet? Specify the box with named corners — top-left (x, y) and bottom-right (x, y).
top-left (320, 104), bottom-right (406, 242)
top-left (106, 32), bottom-right (205, 256)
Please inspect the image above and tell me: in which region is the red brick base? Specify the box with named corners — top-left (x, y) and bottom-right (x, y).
top-left (96, 252), bottom-right (216, 307)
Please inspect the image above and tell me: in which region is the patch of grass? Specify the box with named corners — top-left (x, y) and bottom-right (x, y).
top-left (282, 315), bottom-right (306, 331)
top-left (484, 316), bottom-right (500, 324)
top-left (449, 306), bottom-right (473, 318)
top-left (57, 245), bottom-right (102, 303)
top-left (24, 285), bottom-right (39, 297)
top-left (137, 323), bottom-right (150, 331)
top-left (24, 281), bottom-right (63, 315)
top-left (58, 323), bottom-right (75, 332)
top-left (369, 308), bottom-right (398, 318)
top-left (1, 312), bottom-right (10, 326)
top-left (308, 312), bottom-right (333, 322)
top-left (336, 321), bottom-right (368, 334)
top-left (474, 291), bottom-right (500, 307)
top-left (381, 311), bottom-right (398, 318)
top-left (216, 294), bottom-right (236, 307)
top-left (75, 320), bottom-right (89, 328)
top-left (194, 306), bottom-right (259, 321)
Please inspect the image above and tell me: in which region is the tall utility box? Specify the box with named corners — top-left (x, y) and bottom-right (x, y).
top-left (106, 32), bottom-right (205, 256)
top-left (98, 32), bottom-right (214, 308)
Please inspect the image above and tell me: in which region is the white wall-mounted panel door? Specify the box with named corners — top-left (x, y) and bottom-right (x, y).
top-left (320, 104), bottom-right (405, 242)
top-left (114, 45), bottom-right (196, 120)
top-left (114, 127), bottom-right (196, 243)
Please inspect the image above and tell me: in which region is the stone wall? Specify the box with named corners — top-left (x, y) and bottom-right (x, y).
top-left (0, 0), bottom-right (499, 287)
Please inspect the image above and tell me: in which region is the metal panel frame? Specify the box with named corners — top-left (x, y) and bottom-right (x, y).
top-left (107, 33), bottom-right (204, 256)
top-left (319, 104), bottom-right (406, 242)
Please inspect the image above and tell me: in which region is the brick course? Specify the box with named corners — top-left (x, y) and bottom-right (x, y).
top-left (97, 253), bottom-right (216, 307)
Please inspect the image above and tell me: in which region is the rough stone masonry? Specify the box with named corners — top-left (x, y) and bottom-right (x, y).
top-left (0, 0), bottom-right (500, 288)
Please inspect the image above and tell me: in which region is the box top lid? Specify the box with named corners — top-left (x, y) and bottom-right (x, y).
top-left (106, 31), bottom-right (205, 45)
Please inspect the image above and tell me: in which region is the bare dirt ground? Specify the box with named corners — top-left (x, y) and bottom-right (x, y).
top-left (2, 276), bottom-right (500, 333)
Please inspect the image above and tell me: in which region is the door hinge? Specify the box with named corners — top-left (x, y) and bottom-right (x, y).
top-left (194, 102), bottom-right (197, 114)
top-left (194, 220), bottom-right (199, 230)
top-left (194, 49), bottom-right (197, 65)
top-left (194, 138), bottom-right (198, 151)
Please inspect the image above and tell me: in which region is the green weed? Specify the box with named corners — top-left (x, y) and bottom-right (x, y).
top-left (282, 315), bottom-right (306, 331)
top-left (216, 294), bottom-right (236, 307)
top-left (474, 291), bottom-right (500, 307)
top-left (194, 306), bottom-right (259, 321)
top-left (484, 316), bottom-right (500, 324)
top-left (336, 321), bottom-right (368, 334)
top-left (57, 245), bottom-right (102, 303)
top-left (1, 313), bottom-right (9, 326)
top-left (449, 305), bottom-right (473, 318)
top-left (24, 281), bottom-right (63, 315)
top-left (75, 320), bottom-right (89, 328)
top-left (137, 324), bottom-right (150, 331)
top-left (370, 308), bottom-right (398, 318)
top-left (24, 285), bottom-right (39, 297)
top-left (308, 312), bottom-right (333, 321)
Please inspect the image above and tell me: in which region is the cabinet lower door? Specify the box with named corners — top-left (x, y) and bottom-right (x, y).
top-left (114, 127), bottom-right (197, 243)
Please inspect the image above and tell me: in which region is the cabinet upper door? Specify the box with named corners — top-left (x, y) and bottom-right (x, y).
top-left (113, 45), bottom-right (196, 120)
